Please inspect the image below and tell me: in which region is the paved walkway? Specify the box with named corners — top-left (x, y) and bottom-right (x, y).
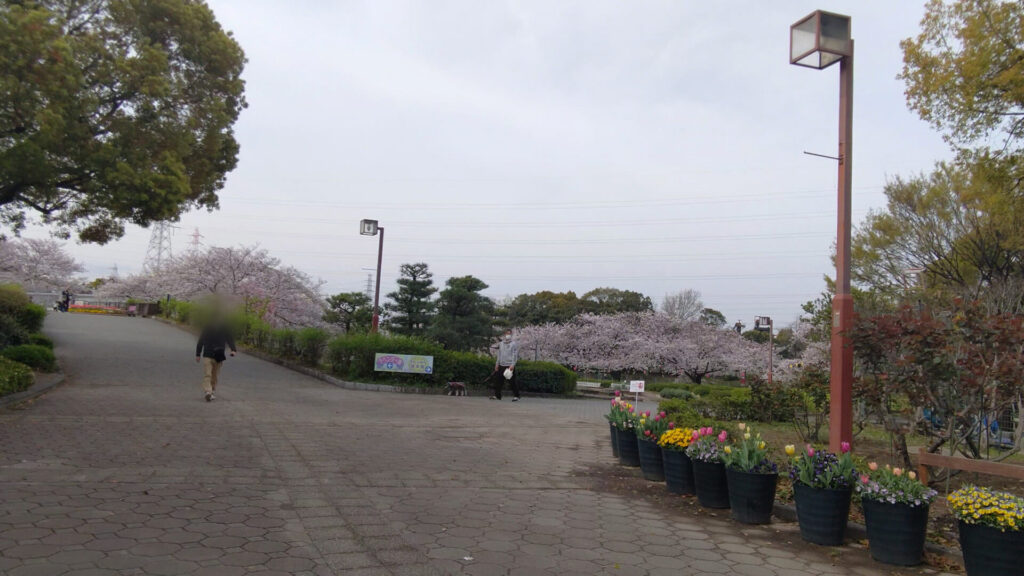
top-left (0, 314), bottom-right (950, 575)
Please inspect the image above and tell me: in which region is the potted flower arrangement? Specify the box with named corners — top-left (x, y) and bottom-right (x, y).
top-left (948, 485), bottom-right (1024, 576)
top-left (721, 423), bottom-right (778, 524)
top-left (634, 410), bottom-right (670, 481)
top-left (605, 392), bottom-right (628, 458)
top-left (857, 463), bottom-right (937, 566)
top-left (658, 426), bottom-right (696, 495)
top-left (686, 427), bottom-right (730, 509)
top-left (610, 397), bottom-right (640, 467)
top-left (788, 443), bottom-right (856, 546)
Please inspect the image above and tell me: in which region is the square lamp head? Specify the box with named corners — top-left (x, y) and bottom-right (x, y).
top-left (360, 219), bottom-right (379, 236)
top-left (790, 10), bottom-right (851, 70)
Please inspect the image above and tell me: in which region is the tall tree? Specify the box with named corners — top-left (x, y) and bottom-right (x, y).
top-left (661, 289), bottom-right (703, 321)
top-left (503, 290), bottom-right (581, 327)
top-left (699, 307), bottom-right (726, 328)
top-left (384, 262), bottom-right (436, 336)
top-left (323, 292), bottom-right (372, 333)
top-left (0, 0), bottom-right (247, 243)
top-left (431, 275), bottom-right (495, 352)
top-left (902, 0), bottom-right (1024, 155)
top-left (581, 287), bottom-right (653, 315)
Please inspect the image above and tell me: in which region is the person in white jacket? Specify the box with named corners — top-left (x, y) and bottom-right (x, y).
top-left (491, 329), bottom-right (520, 401)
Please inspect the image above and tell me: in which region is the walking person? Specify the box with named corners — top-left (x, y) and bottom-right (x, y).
top-left (195, 321), bottom-right (237, 402)
top-left (491, 329), bottom-right (520, 401)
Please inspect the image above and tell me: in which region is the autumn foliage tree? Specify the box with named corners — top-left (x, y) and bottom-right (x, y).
top-left (851, 300), bottom-right (1024, 466)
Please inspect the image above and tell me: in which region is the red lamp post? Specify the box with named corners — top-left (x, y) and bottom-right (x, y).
top-left (790, 10), bottom-right (855, 452)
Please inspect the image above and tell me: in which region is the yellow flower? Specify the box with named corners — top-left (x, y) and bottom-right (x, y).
top-left (784, 445), bottom-right (795, 456)
top-left (758, 441), bottom-right (766, 450)
top-left (737, 422), bottom-right (746, 431)
top-left (724, 446), bottom-right (732, 454)
top-left (908, 471), bottom-right (917, 481)
top-left (743, 432), bottom-right (751, 440)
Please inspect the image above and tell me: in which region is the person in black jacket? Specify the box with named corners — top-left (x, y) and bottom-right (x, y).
top-left (195, 323), bottom-right (237, 402)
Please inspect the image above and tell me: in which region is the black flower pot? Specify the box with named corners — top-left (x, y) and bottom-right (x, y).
top-left (725, 468), bottom-right (777, 524)
top-left (663, 449), bottom-right (696, 495)
top-left (793, 483), bottom-right (852, 546)
top-left (691, 459), bottom-right (730, 509)
top-left (637, 438), bottom-right (665, 482)
top-left (958, 520), bottom-right (1024, 576)
top-left (862, 499), bottom-right (928, 566)
top-left (609, 422), bottom-right (619, 458)
top-left (615, 427), bottom-right (640, 467)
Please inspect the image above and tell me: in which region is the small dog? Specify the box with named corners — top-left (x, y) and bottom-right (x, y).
top-left (447, 382), bottom-right (468, 397)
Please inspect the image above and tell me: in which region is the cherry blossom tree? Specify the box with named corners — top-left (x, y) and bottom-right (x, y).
top-left (100, 245), bottom-right (325, 327)
top-left (0, 238), bottom-right (84, 289)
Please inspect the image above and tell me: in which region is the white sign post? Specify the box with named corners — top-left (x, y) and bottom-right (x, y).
top-left (629, 380), bottom-right (645, 404)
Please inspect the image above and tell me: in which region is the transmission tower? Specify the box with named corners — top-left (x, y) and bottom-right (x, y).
top-left (143, 221), bottom-right (175, 273)
top-left (365, 274), bottom-right (374, 301)
top-left (189, 227), bottom-right (204, 252)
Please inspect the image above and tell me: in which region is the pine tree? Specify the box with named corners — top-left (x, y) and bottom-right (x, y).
top-left (431, 275), bottom-right (496, 352)
top-left (384, 263), bottom-right (437, 336)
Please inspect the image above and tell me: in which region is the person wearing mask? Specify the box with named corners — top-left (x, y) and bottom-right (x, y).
top-left (491, 329), bottom-right (520, 401)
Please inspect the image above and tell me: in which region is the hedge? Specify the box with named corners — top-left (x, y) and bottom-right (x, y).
top-left (1, 344), bottom-right (56, 372)
top-left (657, 398), bottom-right (737, 438)
top-left (0, 356), bottom-right (34, 396)
top-left (0, 314), bottom-right (28, 349)
top-left (27, 333), bottom-right (53, 349)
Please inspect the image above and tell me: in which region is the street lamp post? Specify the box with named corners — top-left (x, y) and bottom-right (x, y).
top-left (360, 219), bottom-right (384, 332)
top-left (754, 316), bottom-right (774, 386)
top-left (790, 10), bottom-right (855, 452)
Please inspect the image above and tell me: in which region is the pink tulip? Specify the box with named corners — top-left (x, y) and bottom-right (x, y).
top-left (691, 431), bottom-right (699, 442)
top-left (807, 445), bottom-right (815, 458)
top-left (659, 411), bottom-right (667, 418)
top-left (668, 422), bottom-right (676, 429)
top-left (868, 462), bottom-right (878, 471)
top-left (717, 431), bottom-right (728, 443)
top-left (860, 474), bottom-right (870, 484)
top-left (644, 430), bottom-right (652, 437)
top-left (893, 468), bottom-right (903, 477)
top-left (628, 407), bottom-right (634, 413)
top-left (614, 390), bottom-right (621, 397)
top-left (840, 441), bottom-right (851, 454)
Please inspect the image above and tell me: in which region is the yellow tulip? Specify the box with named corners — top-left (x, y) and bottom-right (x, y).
top-left (724, 446), bottom-right (732, 454)
top-left (784, 444), bottom-right (795, 456)
top-left (758, 441), bottom-right (766, 450)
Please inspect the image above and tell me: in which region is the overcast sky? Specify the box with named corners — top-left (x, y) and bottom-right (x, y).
top-left (46, 1), bottom-right (951, 325)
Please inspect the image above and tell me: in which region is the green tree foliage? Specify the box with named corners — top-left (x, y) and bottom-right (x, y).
top-left (580, 287), bottom-right (653, 315)
top-left (431, 275), bottom-right (495, 352)
top-left (503, 290), bottom-right (580, 327)
top-left (385, 263), bottom-right (436, 336)
top-left (851, 163), bottom-right (1024, 312)
top-left (699, 307), bottom-right (726, 328)
top-left (323, 291), bottom-right (372, 333)
top-left (902, 0), bottom-right (1024, 154)
top-left (0, 0), bottom-right (247, 243)
top-left (741, 329), bottom-right (769, 344)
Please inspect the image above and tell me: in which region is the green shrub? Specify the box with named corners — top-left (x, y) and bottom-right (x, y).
top-left (324, 333), bottom-right (577, 394)
top-left (27, 333), bottom-right (53, 349)
top-left (688, 387), bottom-right (753, 420)
top-left (17, 303), bottom-right (45, 333)
top-left (0, 356), bottom-right (34, 396)
top-left (296, 327), bottom-right (330, 366)
top-left (0, 314), bottom-right (28, 349)
top-left (657, 398), bottom-right (737, 438)
top-left (659, 387), bottom-right (695, 400)
top-left (1, 344), bottom-right (56, 372)
top-left (0, 284), bottom-right (31, 316)
top-left (271, 329), bottom-right (298, 358)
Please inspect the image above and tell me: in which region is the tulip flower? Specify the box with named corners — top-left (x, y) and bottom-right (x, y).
top-left (868, 462), bottom-right (878, 471)
top-left (908, 471), bottom-right (917, 480)
top-left (743, 432), bottom-right (751, 440)
top-left (737, 422), bottom-right (746, 431)
top-left (659, 411), bottom-right (667, 418)
top-left (893, 467), bottom-right (903, 477)
top-left (784, 445), bottom-right (795, 456)
top-left (614, 390), bottom-right (621, 397)
top-left (807, 445), bottom-right (815, 458)
top-left (840, 441), bottom-right (851, 454)
top-left (717, 431), bottom-right (728, 442)
top-left (758, 441), bottom-right (766, 450)
top-left (724, 446), bottom-right (732, 454)
top-left (860, 474), bottom-right (870, 484)
top-left (668, 422), bottom-right (675, 429)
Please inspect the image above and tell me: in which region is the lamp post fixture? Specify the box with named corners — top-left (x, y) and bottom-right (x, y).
top-left (790, 10), bottom-right (855, 452)
top-left (754, 316), bottom-right (774, 386)
top-left (360, 219), bottom-right (384, 332)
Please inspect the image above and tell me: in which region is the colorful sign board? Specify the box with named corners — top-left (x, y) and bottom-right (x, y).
top-left (374, 353), bottom-right (434, 375)
top-left (629, 380), bottom-right (645, 393)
